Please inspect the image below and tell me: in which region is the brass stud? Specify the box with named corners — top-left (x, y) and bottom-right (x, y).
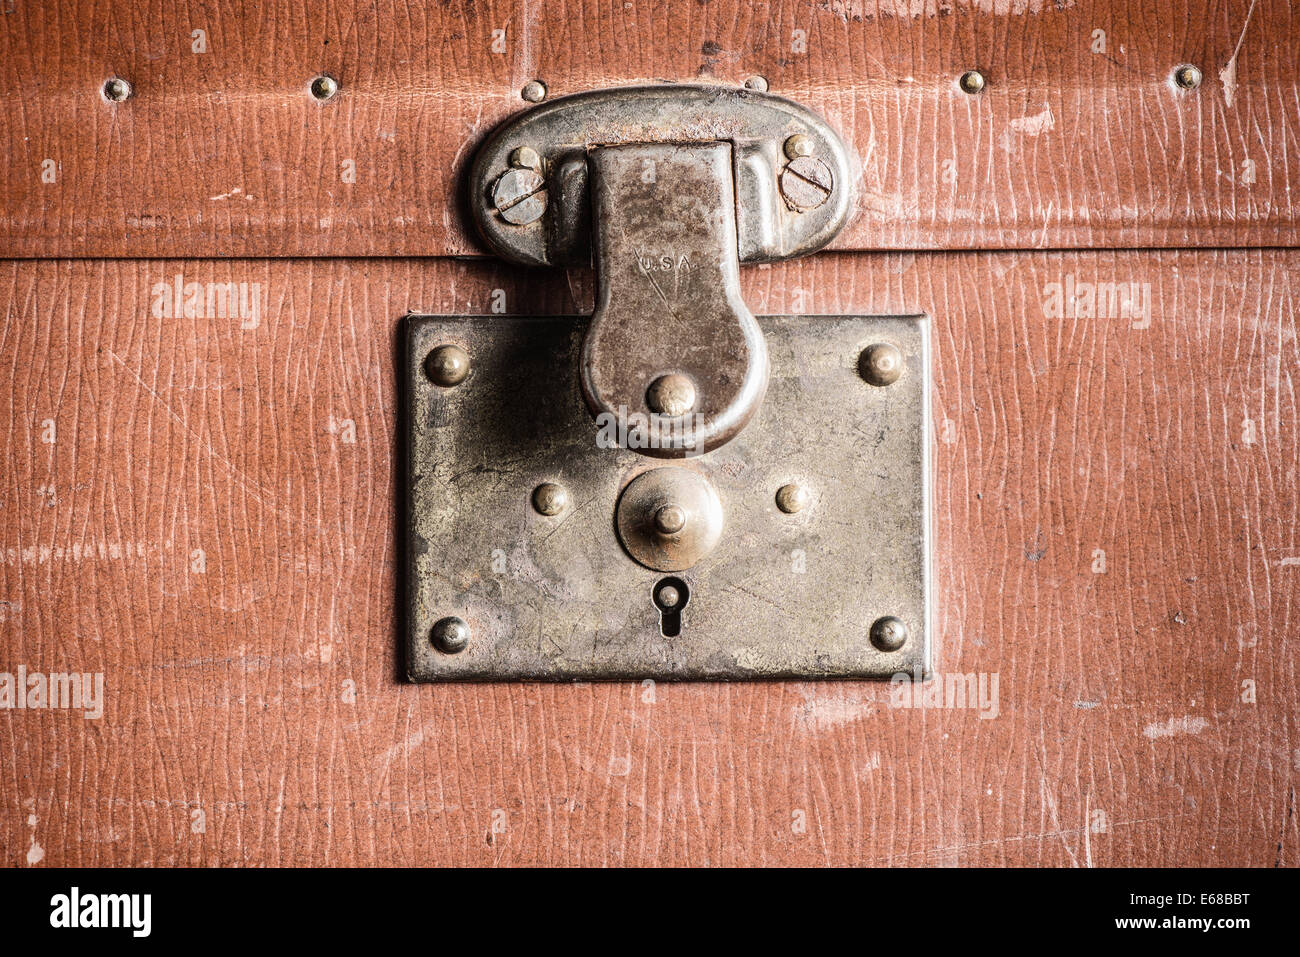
top-left (532, 482), bottom-right (568, 517)
top-left (521, 80), bottom-right (547, 103)
top-left (783, 133), bottom-right (814, 160)
top-left (425, 344), bottom-right (470, 386)
top-left (102, 77), bottom-right (132, 102)
top-left (959, 70), bottom-right (985, 94)
top-left (859, 342), bottom-right (903, 387)
top-left (646, 373), bottom-right (696, 417)
top-left (431, 616), bottom-right (470, 654)
top-left (870, 616), bottom-right (908, 652)
top-left (775, 483), bottom-right (810, 514)
top-left (510, 146), bottom-right (541, 171)
top-left (310, 75), bottom-right (339, 101)
top-left (1173, 64), bottom-right (1202, 90)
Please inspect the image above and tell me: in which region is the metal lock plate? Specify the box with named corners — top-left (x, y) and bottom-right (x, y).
top-left (405, 84), bottom-right (930, 681)
top-left (404, 314), bottom-right (931, 681)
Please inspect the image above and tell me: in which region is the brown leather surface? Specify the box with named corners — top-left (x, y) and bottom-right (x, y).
top-left (2, 0), bottom-right (1297, 257)
top-left (3, 251), bottom-right (1296, 865)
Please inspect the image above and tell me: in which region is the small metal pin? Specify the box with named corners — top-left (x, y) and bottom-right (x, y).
top-left (959, 70), bottom-right (986, 94)
top-left (1173, 64), bottom-right (1202, 90)
top-left (653, 504), bottom-right (688, 536)
top-left (310, 75), bottom-right (339, 101)
top-left (431, 616), bottom-right (470, 654)
top-left (869, 615), bottom-right (909, 652)
top-left (783, 133), bottom-right (814, 160)
top-left (646, 373), bottom-right (697, 417)
top-left (425, 344), bottom-right (470, 386)
top-left (510, 146), bottom-right (542, 171)
top-left (532, 482), bottom-right (568, 517)
top-left (743, 75), bottom-right (769, 92)
top-left (521, 80), bottom-right (547, 103)
top-left (102, 77), bottom-right (132, 102)
top-left (775, 483), bottom-right (809, 514)
top-left (655, 583), bottom-right (682, 609)
top-left (859, 342), bottom-right (903, 387)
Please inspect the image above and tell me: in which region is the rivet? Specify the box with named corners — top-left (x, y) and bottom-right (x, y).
top-left (646, 373), bottom-right (696, 417)
top-left (869, 615), bottom-right (908, 652)
top-left (959, 70), bottom-right (985, 94)
top-left (775, 483), bottom-right (809, 514)
top-left (532, 482), bottom-right (568, 516)
top-left (424, 344), bottom-right (470, 386)
top-left (783, 133), bottom-right (814, 160)
top-left (431, 616), bottom-right (470, 654)
top-left (310, 75), bottom-right (339, 101)
top-left (510, 146), bottom-right (541, 171)
top-left (1173, 64), bottom-right (1202, 90)
top-left (653, 504), bottom-right (688, 536)
top-left (743, 75), bottom-right (769, 92)
top-left (521, 79), bottom-right (547, 103)
top-left (858, 342), bottom-right (903, 387)
top-left (102, 77), bottom-right (132, 102)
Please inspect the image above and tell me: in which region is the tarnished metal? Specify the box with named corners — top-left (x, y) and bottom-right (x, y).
top-left (615, 466), bottom-right (725, 572)
top-left (423, 343), bottom-right (470, 386)
top-left (470, 86), bottom-right (854, 456)
top-left (469, 84), bottom-right (854, 268)
top-left (531, 482), bottom-right (568, 516)
top-left (870, 616), bottom-right (909, 652)
top-left (858, 342), bottom-right (903, 387)
top-left (582, 142), bottom-right (768, 455)
top-left (774, 482), bottom-right (809, 514)
top-left (403, 313), bottom-right (930, 681)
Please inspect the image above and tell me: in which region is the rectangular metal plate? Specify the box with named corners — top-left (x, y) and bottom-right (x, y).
top-left (404, 315), bottom-right (930, 681)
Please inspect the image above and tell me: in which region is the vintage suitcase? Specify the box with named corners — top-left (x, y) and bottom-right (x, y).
top-left (1, 0), bottom-right (1297, 868)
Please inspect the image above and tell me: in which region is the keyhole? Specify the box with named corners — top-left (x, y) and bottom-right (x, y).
top-left (653, 577), bottom-right (689, 637)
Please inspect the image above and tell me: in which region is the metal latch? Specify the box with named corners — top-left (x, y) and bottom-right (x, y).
top-left (405, 85), bottom-right (930, 681)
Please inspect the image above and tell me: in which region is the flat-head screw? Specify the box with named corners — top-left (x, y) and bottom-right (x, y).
top-left (425, 344), bottom-right (470, 386)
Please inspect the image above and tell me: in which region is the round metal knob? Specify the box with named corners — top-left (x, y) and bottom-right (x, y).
top-left (615, 468), bottom-right (724, 572)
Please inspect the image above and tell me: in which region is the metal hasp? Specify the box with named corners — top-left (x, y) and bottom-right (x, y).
top-left (469, 85), bottom-right (854, 455)
top-left (403, 84), bottom-right (930, 681)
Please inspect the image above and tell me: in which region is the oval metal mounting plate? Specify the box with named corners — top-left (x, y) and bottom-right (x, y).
top-left (469, 84), bottom-right (855, 267)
